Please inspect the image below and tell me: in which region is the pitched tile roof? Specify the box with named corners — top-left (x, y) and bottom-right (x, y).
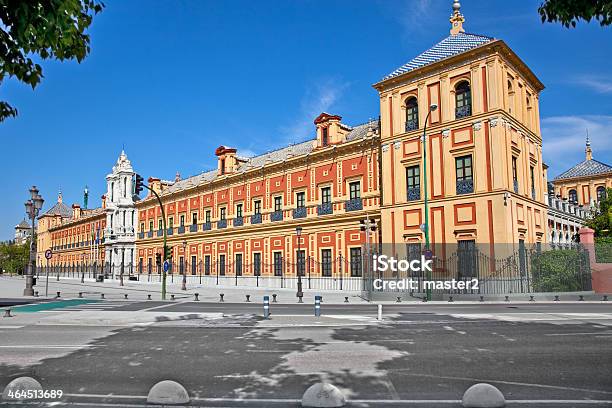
top-left (161, 121), bottom-right (377, 196)
top-left (15, 219), bottom-right (30, 229)
top-left (383, 32), bottom-right (494, 81)
top-left (554, 159), bottom-right (612, 180)
top-left (41, 201), bottom-right (73, 218)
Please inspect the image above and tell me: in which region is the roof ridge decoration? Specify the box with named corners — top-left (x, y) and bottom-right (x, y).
top-left (450, 0), bottom-right (465, 35)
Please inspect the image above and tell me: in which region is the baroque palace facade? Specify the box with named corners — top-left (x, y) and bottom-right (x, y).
top-left (37, 2), bottom-right (606, 282)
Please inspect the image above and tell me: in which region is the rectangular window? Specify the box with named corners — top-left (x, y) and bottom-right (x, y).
top-left (179, 256), bottom-right (184, 274)
top-left (274, 196), bottom-right (282, 212)
top-left (235, 253), bottom-right (243, 276)
top-left (236, 203), bottom-right (243, 218)
top-left (273, 252), bottom-right (283, 276)
top-left (204, 255), bottom-right (210, 275)
top-left (147, 257), bottom-right (152, 274)
top-left (322, 127), bottom-right (329, 146)
top-left (220, 207), bottom-right (226, 220)
top-left (180, 215), bottom-right (185, 226)
top-left (321, 186), bottom-right (331, 204)
top-left (530, 166), bottom-right (535, 190)
top-left (205, 210), bottom-right (211, 223)
top-left (457, 240), bottom-right (477, 279)
top-left (253, 253), bottom-right (261, 276)
top-left (192, 212), bottom-right (197, 225)
top-left (191, 255), bottom-right (196, 275)
top-left (406, 165), bottom-right (420, 189)
top-left (158, 219), bottom-right (163, 230)
top-left (296, 191), bottom-right (306, 208)
top-left (512, 157), bottom-right (518, 182)
top-left (296, 249), bottom-right (305, 276)
top-left (350, 247), bottom-right (362, 277)
top-left (349, 181), bottom-right (361, 200)
top-left (169, 217), bottom-right (173, 229)
top-left (254, 200), bottom-right (261, 215)
top-left (138, 258), bottom-right (143, 274)
top-left (455, 155), bottom-right (473, 181)
top-left (149, 221), bottom-right (153, 231)
top-left (140, 222), bottom-right (145, 232)
top-left (219, 254), bottom-right (226, 276)
top-left (321, 249), bottom-right (332, 277)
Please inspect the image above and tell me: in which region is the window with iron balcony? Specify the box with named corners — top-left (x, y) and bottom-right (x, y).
top-left (455, 81), bottom-right (472, 119)
top-left (404, 96), bottom-right (419, 131)
top-left (455, 155), bottom-right (474, 195)
top-left (293, 191), bottom-right (307, 218)
top-left (345, 181), bottom-right (363, 211)
top-left (406, 165), bottom-right (420, 201)
top-left (317, 186), bottom-right (333, 215)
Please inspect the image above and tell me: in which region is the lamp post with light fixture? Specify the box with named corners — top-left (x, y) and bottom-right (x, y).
top-left (24, 186), bottom-right (44, 296)
top-left (422, 103), bottom-right (438, 301)
top-left (182, 240), bottom-right (187, 290)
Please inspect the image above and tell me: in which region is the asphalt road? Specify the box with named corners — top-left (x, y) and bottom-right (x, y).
top-left (1, 302), bottom-right (611, 407)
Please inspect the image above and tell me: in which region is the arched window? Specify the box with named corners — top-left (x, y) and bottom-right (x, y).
top-left (568, 189), bottom-right (578, 203)
top-left (597, 186), bottom-right (607, 202)
top-left (405, 97), bottom-right (419, 131)
top-left (455, 81), bottom-right (472, 118)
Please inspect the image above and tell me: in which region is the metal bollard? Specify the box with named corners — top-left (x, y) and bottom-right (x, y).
top-left (4, 309), bottom-right (12, 318)
top-left (504, 295), bottom-right (510, 302)
top-left (448, 296), bottom-right (454, 303)
top-left (578, 295), bottom-right (584, 301)
top-left (479, 296), bottom-right (484, 302)
top-left (344, 296), bottom-right (349, 303)
top-left (56, 291), bottom-right (61, 298)
top-left (101, 293), bottom-right (105, 299)
top-left (377, 304), bottom-right (382, 321)
top-left (219, 293), bottom-right (224, 302)
top-left (78, 292), bottom-right (83, 298)
top-left (603, 295), bottom-right (609, 302)
top-left (314, 295), bottom-right (321, 317)
top-left (147, 294), bottom-right (152, 300)
top-left (396, 296), bottom-right (401, 303)
top-left (529, 295), bottom-right (535, 302)
top-left (34, 291), bottom-right (39, 297)
top-left (171, 294), bottom-right (175, 301)
top-left (124, 294), bottom-right (128, 300)
top-left (246, 295), bottom-right (251, 302)
top-left (272, 294), bottom-right (278, 303)
top-left (194, 293), bottom-right (199, 301)
top-left (422, 296), bottom-right (427, 303)
top-left (263, 295), bottom-right (270, 319)
top-left (554, 295), bottom-right (560, 301)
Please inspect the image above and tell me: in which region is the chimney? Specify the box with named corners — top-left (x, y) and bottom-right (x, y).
top-left (148, 177), bottom-right (162, 195)
top-left (72, 204), bottom-right (81, 219)
top-left (313, 112), bottom-right (348, 148)
top-left (215, 146), bottom-right (238, 175)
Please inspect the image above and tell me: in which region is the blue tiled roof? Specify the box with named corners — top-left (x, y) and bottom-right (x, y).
top-left (554, 159), bottom-right (612, 180)
top-left (383, 32), bottom-right (495, 80)
top-left (41, 201), bottom-right (73, 218)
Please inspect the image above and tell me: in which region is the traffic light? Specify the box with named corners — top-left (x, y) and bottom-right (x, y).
top-left (155, 253), bottom-right (162, 266)
top-left (164, 245), bottom-right (172, 261)
top-left (134, 174), bottom-right (145, 195)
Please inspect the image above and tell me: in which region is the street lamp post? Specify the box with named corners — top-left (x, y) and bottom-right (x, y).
top-left (422, 103), bottom-right (438, 301)
top-left (24, 186), bottom-right (44, 296)
top-left (360, 215), bottom-right (377, 288)
top-left (181, 240), bottom-right (187, 290)
top-left (296, 226), bottom-right (303, 302)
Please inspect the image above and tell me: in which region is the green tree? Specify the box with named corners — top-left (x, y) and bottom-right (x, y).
top-left (0, 240), bottom-right (30, 275)
top-left (585, 187), bottom-right (612, 237)
top-left (539, 0), bottom-right (612, 27)
top-left (0, 0), bottom-right (104, 122)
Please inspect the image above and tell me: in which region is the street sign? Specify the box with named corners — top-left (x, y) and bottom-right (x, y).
top-left (44, 249), bottom-right (53, 260)
top-left (424, 249), bottom-right (433, 260)
top-left (163, 260), bottom-right (169, 273)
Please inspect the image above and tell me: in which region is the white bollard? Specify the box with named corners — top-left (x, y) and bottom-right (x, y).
top-left (377, 304), bottom-right (382, 321)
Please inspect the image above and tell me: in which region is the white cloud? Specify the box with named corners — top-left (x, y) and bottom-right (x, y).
top-left (279, 78), bottom-right (349, 143)
top-left (575, 76), bottom-right (612, 94)
top-left (541, 115), bottom-right (612, 177)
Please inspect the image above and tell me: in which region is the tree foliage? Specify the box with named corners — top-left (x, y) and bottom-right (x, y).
top-left (0, 0), bottom-right (104, 121)
top-left (585, 187), bottom-right (612, 237)
top-left (531, 249), bottom-right (590, 292)
top-left (539, 0), bottom-right (612, 27)
top-left (0, 240), bottom-right (30, 274)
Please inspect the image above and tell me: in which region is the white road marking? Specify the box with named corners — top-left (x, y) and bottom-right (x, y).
top-left (545, 331), bottom-right (612, 336)
top-left (0, 345), bottom-right (90, 349)
top-left (0, 325), bottom-right (24, 329)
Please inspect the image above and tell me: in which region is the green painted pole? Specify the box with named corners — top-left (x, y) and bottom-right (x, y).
top-left (145, 185), bottom-right (168, 300)
top-left (423, 105), bottom-right (436, 301)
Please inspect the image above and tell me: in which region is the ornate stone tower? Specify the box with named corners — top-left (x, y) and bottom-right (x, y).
top-left (104, 150), bottom-right (138, 276)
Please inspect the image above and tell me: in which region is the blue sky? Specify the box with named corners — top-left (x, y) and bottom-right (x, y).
top-left (2, 0), bottom-right (611, 240)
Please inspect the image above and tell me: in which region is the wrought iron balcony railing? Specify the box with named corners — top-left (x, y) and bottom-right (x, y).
top-left (251, 213), bottom-right (262, 224)
top-left (202, 222), bottom-right (211, 231)
top-left (178, 225), bottom-right (185, 234)
top-left (167, 228), bottom-right (174, 236)
top-left (405, 119), bottom-right (418, 132)
top-left (234, 216), bottom-right (244, 227)
top-left (270, 211), bottom-right (283, 222)
top-left (317, 202), bottom-right (333, 215)
top-left (157, 229), bottom-right (164, 237)
top-left (147, 231), bottom-right (153, 238)
top-left (455, 104), bottom-right (472, 119)
top-left (456, 178), bottom-right (474, 195)
top-left (189, 224), bottom-right (198, 232)
top-left (345, 198), bottom-right (363, 211)
top-left (293, 207), bottom-right (307, 219)
top-left (217, 219), bottom-right (227, 229)
top-left (407, 186), bottom-right (421, 201)
top-left (531, 188), bottom-right (536, 200)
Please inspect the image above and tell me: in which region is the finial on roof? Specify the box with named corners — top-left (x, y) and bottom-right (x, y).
top-left (58, 189), bottom-right (63, 204)
top-left (586, 129), bottom-right (593, 161)
top-left (450, 0), bottom-right (465, 35)
top-left (175, 171), bottom-right (181, 182)
top-left (84, 185), bottom-right (89, 209)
